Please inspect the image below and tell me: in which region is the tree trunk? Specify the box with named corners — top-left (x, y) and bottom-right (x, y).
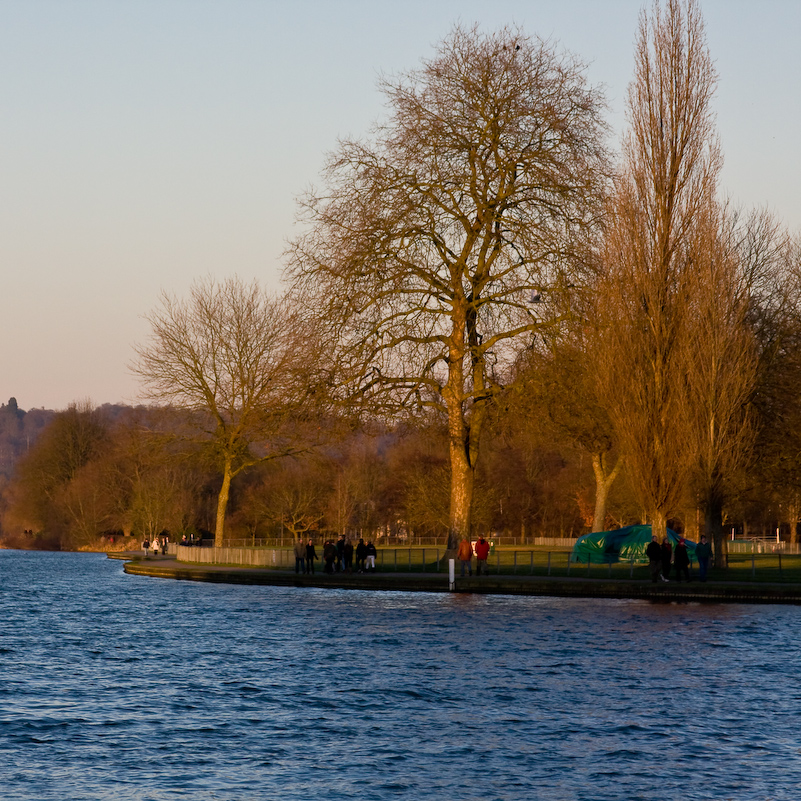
top-left (447, 432), bottom-right (474, 551)
top-left (214, 461), bottom-right (233, 548)
top-left (651, 511), bottom-right (667, 543)
top-left (705, 488), bottom-right (727, 568)
top-left (591, 453), bottom-right (621, 533)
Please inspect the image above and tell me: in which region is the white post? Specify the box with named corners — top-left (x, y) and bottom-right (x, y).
top-left (449, 558), bottom-right (455, 591)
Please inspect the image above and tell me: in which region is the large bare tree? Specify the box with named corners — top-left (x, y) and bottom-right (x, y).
top-left (593, 0), bottom-right (724, 542)
top-left (287, 25), bottom-right (609, 549)
top-left (132, 277), bottom-right (316, 547)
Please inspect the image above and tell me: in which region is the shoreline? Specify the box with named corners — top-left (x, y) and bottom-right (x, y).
top-left (119, 555), bottom-right (801, 604)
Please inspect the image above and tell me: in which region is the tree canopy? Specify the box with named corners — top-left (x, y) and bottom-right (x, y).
top-left (288, 24), bottom-right (610, 547)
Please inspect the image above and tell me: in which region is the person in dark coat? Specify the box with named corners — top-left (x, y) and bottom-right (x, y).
top-left (695, 534), bottom-right (712, 582)
top-left (355, 538), bottom-right (368, 573)
top-left (343, 537), bottom-right (354, 573)
top-left (646, 535), bottom-right (664, 583)
top-left (674, 537), bottom-right (691, 582)
top-left (305, 539), bottom-right (318, 575)
top-left (323, 540), bottom-right (337, 574)
top-left (335, 535), bottom-right (346, 572)
top-left (365, 540), bottom-right (377, 572)
top-left (294, 537), bottom-right (306, 574)
top-left (661, 536), bottom-right (673, 581)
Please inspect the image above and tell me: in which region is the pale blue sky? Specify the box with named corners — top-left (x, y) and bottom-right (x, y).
top-left (1, 0), bottom-right (799, 410)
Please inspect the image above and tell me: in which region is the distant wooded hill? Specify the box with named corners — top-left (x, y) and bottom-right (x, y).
top-left (0, 398), bottom-right (134, 486)
top-left (0, 399), bottom-right (54, 486)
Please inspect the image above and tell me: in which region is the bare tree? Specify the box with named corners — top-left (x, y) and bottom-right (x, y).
top-left (682, 205), bottom-right (759, 564)
top-left (592, 0), bottom-right (726, 541)
top-left (746, 230), bottom-right (801, 543)
top-left (287, 24), bottom-right (609, 549)
top-left (513, 336), bottom-right (621, 532)
top-left (132, 277), bottom-right (316, 546)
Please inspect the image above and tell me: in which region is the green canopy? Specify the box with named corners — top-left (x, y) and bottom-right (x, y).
top-left (571, 524), bottom-right (696, 564)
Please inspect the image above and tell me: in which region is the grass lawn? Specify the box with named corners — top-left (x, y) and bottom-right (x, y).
top-left (373, 546), bottom-right (801, 583)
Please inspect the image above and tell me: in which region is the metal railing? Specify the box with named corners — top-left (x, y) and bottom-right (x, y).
top-left (218, 536), bottom-right (579, 549)
top-left (176, 545), bottom-right (801, 583)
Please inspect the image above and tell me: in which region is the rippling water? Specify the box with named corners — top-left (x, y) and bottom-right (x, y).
top-left (2, 550), bottom-right (801, 800)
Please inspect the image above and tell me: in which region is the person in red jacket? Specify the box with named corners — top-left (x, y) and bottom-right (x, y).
top-left (474, 536), bottom-right (491, 576)
top-left (457, 538), bottom-right (473, 577)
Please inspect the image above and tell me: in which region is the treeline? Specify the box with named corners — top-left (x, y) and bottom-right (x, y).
top-left (3, 332), bottom-right (801, 553)
top-left (0, 399), bottom-right (608, 551)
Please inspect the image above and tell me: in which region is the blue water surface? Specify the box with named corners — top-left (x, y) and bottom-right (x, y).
top-left (1, 550), bottom-right (800, 800)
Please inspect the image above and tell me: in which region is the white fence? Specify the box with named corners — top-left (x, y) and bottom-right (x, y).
top-left (177, 545), bottom-right (293, 567)
top-left (728, 540), bottom-right (801, 554)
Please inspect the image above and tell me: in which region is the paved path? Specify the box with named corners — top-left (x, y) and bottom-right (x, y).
top-left (116, 554), bottom-right (801, 604)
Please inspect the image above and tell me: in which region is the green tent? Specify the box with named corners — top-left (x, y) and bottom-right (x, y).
top-left (571, 524), bottom-right (696, 564)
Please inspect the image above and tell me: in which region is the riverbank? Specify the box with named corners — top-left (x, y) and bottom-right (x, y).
top-left (119, 554), bottom-right (801, 603)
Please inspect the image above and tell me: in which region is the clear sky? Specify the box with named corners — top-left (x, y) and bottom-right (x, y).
top-left (1, 0), bottom-right (799, 411)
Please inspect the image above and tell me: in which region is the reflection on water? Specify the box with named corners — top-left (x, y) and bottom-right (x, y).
top-left (1, 550), bottom-right (800, 800)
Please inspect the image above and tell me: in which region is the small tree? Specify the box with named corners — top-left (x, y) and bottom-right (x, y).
top-left (513, 338), bottom-right (621, 533)
top-left (132, 277), bottom-right (317, 547)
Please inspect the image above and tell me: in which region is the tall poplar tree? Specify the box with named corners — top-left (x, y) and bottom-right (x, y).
top-left (593, 0), bottom-right (724, 542)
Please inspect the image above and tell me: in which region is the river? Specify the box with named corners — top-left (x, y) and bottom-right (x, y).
top-left (1, 550), bottom-right (799, 800)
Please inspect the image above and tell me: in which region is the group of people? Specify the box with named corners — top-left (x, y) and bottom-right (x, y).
top-left (141, 534), bottom-right (170, 557)
top-left (457, 535), bottom-right (492, 577)
top-left (646, 533), bottom-right (713, 583)
top-left (294, 535), bottom-right (377, 575)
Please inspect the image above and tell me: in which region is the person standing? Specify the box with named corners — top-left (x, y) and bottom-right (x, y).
top-left (305, 538), bottom-right (318, 575)
top-left (294, 537), bottom-right (306, 574)
top-left (695, 534), bottom-right (712, 582)
top-left (474, 536), bottom-right (490, 576)
top-left (336, 535), bottom-right (346, 572)
top-left (323, 540), bottom-right (337, 574)
top-left (365, 540), bottom-right (377, 572)
top-left (646, 534), bottom-right (665, 583)
top-left (343, 537), bottom-right (354, 573)
top-left (661, 536), bottom-right (673, 582)
top-left (151, 538), bottom-right (160, 558)
top-left (457, 538), bottom-right (473, 577)
top-left (355, 538), bottom-right (367, 573)
top-left (674, 537), bottom-right (691, 582)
